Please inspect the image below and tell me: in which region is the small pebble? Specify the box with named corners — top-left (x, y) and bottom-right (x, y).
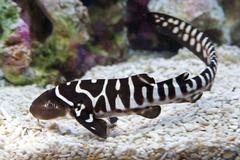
top-left (183, 123), bottom-right (200, 132)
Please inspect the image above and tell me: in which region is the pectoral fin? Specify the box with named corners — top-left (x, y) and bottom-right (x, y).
top-left (72, 108), bottom-right (108, 138)
top-left (107, 116), bottom-right (119, 128)
top-left (136, 105), bottom-right (161, 119)
top-left (108, 117), bottom-right (118, 124)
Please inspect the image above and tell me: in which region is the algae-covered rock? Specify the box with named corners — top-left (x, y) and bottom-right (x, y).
top-left (0, 0), bottom-right (21, 49)
top-left (14, 0), bottom-right (53, 43)
top-left (1, 0), bottom-right (128, 85)
top-left (0, 0), bottom-right (34, 85)
top-left (3, 0), bottom-right (239, 85)
top-left (33, 0), bottom-right (89, 43)
top-left (219, 0), bottom-right (240, 46)
top-left (12, 0), bottom-right (90, 84)
top-left (85, 0), bottom-right (128, 61)
top-left (231, 23), bottom-right (240, 46)
top-left (219, 0), bottom-right (240, 26)
top-left (63, 0), bottom-right (128, 80)
top-left (63, 45), bottom-right (107, 80)
top-left (0, 0), bottom-right (90, 85)
top-left (148, 0), bottom-right (225, 44)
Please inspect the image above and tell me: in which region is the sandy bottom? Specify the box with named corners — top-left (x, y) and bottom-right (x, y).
top-left (0, 45), bottom-right (239, 160)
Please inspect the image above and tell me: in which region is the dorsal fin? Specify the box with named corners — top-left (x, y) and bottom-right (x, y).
top-left (176, 72), bottom-right (190, 81)
top-left (136, 73), bottom-right (156, 85)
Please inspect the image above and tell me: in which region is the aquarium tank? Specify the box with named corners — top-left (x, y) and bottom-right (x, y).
top-left (0, 0), bottom-right (239, 159)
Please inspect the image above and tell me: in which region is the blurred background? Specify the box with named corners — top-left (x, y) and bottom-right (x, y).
top-left (0, 0), bottom-right (239, 85)
top-left (1, 1), bottom-right (240, 159)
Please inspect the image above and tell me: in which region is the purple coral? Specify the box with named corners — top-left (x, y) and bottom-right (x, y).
top-left (62, 45), bottom-right (106, 81)
top-left (16, 20), bottom-right (31, 44)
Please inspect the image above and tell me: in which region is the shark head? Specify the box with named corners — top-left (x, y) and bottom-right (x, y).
top-left (30, 89), bottom-right (70, 120)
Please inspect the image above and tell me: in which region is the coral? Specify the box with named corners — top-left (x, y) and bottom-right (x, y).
top-left (219, 0), bottom-right (240, 46)
top-left (13, 0), bottom-right (53, 43)
top-left (11, 0), bottom-right (90, 84)
top-left (62, 0), bottom-right (128, 80)
top-left (86, 0), bottom-right (128, 60)
top-left (0, 0), bottom-right (21, 50)
top-left (3, 68), bottom-right (34, 85)
top-left (34, 0), bottom-right (89, 43)
top-left (2, 0), bottom-right (239, 85)
top-left (0, 1), bottom-right (34, 85)
top-left (2, 0), bottom-right (128, 85)
top-left (2, 42), bottom-right (31, 70)
top-left (62, 45), bottom-right (107, 80)
top-left (32, 25), bottom-right (75, 70)
top-left (29, 0), bottom-right (89, 81)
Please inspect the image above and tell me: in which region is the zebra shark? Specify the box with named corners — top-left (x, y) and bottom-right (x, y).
top-left (30, 12), bottom-right (218, 138)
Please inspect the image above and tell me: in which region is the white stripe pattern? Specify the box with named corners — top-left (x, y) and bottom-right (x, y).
top-left (55, 86), bottom-right (74, 106)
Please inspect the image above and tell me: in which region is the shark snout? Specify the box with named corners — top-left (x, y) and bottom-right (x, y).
top-left (30, 89), bottom-right (69, 120)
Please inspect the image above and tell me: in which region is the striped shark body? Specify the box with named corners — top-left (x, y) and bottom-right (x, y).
top-left (30, 12), bottom-right (217, 138)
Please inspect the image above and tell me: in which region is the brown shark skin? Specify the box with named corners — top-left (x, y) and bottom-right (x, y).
top-left (30, 12), bottom-right (217, 138)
